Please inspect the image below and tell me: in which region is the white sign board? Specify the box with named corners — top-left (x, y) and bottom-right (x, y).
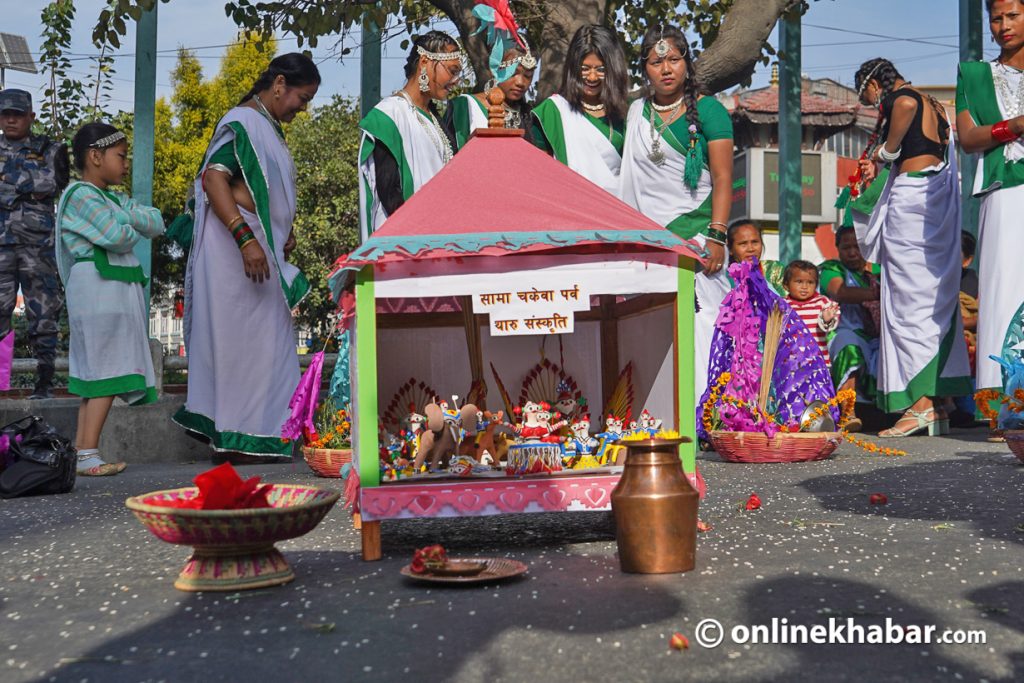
top-left (474, 282), bottom-right (589, 336)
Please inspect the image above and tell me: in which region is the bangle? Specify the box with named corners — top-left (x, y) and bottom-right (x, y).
top-left (231, 223), bottom-right (256, 248)
top-left (706, 227), bottom-right (727, 244)
top-left (991, 120), bottom-right (1020, 143)
top-left (236, 231), bottom-right (256, 249)
top-left (229, 221), bottom-right (250, 240)
top-left (876, 145), bottom-right (901, 163)
top-left (708, 221), bottom-right (728, 230)
top-left (226, 214), bottom-right (244, 229)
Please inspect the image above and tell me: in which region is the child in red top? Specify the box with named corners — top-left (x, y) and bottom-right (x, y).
top-left (784, 260), bottom-right (840, 367)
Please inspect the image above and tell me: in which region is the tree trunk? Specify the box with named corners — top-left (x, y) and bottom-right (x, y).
top-left (432, 0), bottom-right (795, 97)
top-left (430, 0), bottom-right (609, 98)
top-left (533, 0), bottom-right (609, 99)
top-left (693, 0), bottom-right (798, 94)
top-left (430, 0), bottom-right (494, 90)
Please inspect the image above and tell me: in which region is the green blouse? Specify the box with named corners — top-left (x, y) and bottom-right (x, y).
top-left (644, 95), bottom-right (733, 168)
top-left (819, 259), bottom-right (881, 294)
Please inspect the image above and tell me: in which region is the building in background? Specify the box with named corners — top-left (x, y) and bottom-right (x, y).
top-left (719, 67), bottom-right (870, 264)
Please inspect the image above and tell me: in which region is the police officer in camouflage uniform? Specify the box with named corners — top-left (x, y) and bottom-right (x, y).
top-left (0, 89), bottom-right (69, 399)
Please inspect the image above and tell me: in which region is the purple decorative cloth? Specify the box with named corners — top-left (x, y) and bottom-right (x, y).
top-left (697, 259), bottom-right (837, 439)
top-left (281, 351), bottom-right (325, 441)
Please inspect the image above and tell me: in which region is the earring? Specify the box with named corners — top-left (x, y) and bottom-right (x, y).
top-left (418, 66), bottom-right (430, 93)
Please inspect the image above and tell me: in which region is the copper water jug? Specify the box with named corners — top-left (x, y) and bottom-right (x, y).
top-left (611, 437), bottom-right (698, 573)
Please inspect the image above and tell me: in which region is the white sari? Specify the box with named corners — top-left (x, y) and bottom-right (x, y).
top-left (358, 95), bottom-right (450, 240)
top-left (858, 142), bottom-right (972, 411)
top-left (974, 64), bottom-right (1024, 390)
top-left (533, 95), bottom-right (622, 196)
top-left (176, 107), bottom-right (307, 456)
top-left (620, 97), bottom-right (727, 409)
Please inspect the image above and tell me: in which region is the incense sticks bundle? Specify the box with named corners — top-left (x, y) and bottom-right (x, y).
top-left (758, 304), bottom-right (784, 412)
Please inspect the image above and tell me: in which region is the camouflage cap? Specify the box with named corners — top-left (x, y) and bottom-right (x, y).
top-left (0, 89), bottom-right (32, 113)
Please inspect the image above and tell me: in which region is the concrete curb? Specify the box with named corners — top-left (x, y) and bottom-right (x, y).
top-left (0, 394), bottom-right (209, 463)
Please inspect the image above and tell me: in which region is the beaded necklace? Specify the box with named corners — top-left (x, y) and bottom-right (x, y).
top-left (993, 60), bottom-right (1024, 118)
top-left (397, 90), bottom-right (453, 164)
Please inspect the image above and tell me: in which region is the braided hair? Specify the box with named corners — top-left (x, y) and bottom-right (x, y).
top-left (238, 53), bottom-right (321, 107)
top-left (640, 24), bottom-right (704, 189)
top-left (853, 58), bottom-right (903, 159)
top-left (640, 26), bottom-right (700, 139)
top-left (854, 57), bottom-right (949, 159)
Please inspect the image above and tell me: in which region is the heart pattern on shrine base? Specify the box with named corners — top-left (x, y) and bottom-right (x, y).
top-left (498, 490), bottom-right (527, 512)
top-left (456, 492), bottom-right (481, 511)
top-left (542, 488), bottom-right (568, 509)
top-left (409, 494), bottom-right (440, 516)
top-left (364, 495), bottom-right (398, 518)
top-left (582, 486), bottom-right (610, 508)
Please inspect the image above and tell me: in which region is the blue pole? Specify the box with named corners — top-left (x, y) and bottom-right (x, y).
top-left (132, 4), bottom-right (157, 311)
top-left (959, 0), bottom-right (983, 238)
top-left (778, 12), bottom-right (802, 265)
top-left (360, 15), bottom-right (382, 118)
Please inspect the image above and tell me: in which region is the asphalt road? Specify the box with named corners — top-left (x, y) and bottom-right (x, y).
top-left (1, 428), bottom-right (1022, 683)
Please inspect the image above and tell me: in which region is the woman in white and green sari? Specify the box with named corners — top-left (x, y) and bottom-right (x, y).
top-left (446, 43), bottom-right (537, 149)
top-left (819, 226), bottom-right (883, 432)
top-left (359, 31), bottom-right (464, 240)
top-left (620, 24), bottom-right (734, 422)
top-left (956, 0), bottom-right (1024, 414)
top-left (854, 57), bottom-right (971, 437)
top-left (174, 53), bottom-right (320, 460)
top-left (531, 25), bottom-right (628, 197)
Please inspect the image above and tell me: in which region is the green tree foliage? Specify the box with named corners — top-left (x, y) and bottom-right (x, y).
top-left (286, 96), bottom-right (361, 334)
top-left (98, 0), bottom-right (807, 97)
top-left (39, 0), bottom-right (88, 141)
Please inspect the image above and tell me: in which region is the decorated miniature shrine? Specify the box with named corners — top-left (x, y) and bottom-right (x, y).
top-left (329, 129), bottom-right (703, 560)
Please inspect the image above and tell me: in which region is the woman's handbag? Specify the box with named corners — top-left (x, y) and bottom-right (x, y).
top-left (0, 416), bottom-right (77, 498)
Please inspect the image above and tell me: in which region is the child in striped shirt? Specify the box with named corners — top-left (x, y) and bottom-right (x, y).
top-left (783, 260), bottom-right (840, 367)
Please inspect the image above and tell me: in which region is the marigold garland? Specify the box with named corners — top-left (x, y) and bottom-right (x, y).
top-left (702, 374), bottom-right (905, 456)
top-left (974, 388), bottom-right (1024, 429)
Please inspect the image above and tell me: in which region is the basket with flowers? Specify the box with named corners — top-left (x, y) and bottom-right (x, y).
top-left (975, 385), bottom-right (1024, 463)
top-left (302, 398), bottom-right (353, 478)
top-left (698, 260), bottom-right (905, 463)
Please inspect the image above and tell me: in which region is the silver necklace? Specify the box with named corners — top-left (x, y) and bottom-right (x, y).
top-left (647, 98), bottom-right (682, 165)
top-left (253, 95), bottom-right (283, 137)
top-left (503, 104), bottom-right (522, 129)
top-left (397, 90), bottom-right (453, 164)
top-left (993, 60), bottom-right (1024, 118)
top-left (651, 96), bottom-right (684, 112)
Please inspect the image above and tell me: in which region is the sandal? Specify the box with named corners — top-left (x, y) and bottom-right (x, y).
top-left (988, 429), bottom-right (1006, 443)
top-left (78, 462), bottom-right (122, 476)
top-left (845, 416), bottom-right (863, 433)
top-left (76, 453), bottom-right (127, 476)
top-left (878, 408), bottom-right (943, 438)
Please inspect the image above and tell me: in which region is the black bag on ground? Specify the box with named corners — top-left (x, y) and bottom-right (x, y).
top-left (0, 416), bottom-right (77, 499)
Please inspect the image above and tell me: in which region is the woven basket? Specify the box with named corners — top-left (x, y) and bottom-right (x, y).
top-left (125, 484), bottom-right (339, 591)
top-left (710, 430), bottom-right (840, 463)
top-left (1005, 430), bottom-right (1024, 464)
top-left (302, 446), bottom-right (352, 478)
